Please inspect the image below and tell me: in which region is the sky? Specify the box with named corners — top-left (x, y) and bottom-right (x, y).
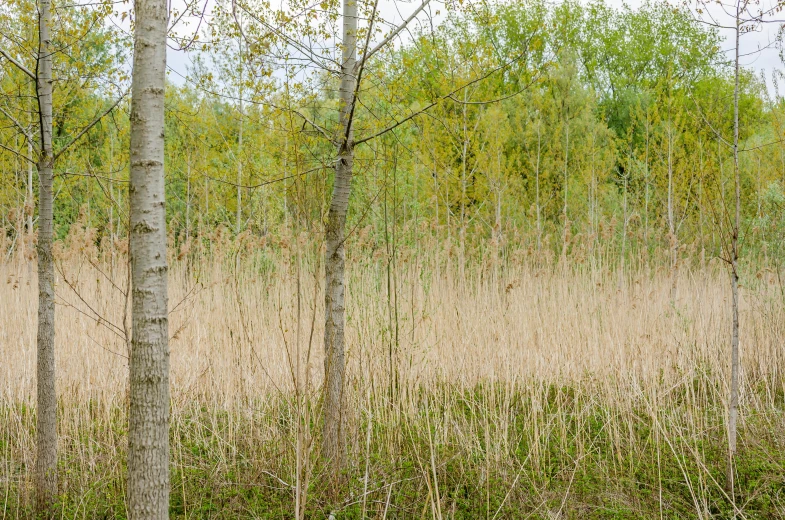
top-left (162, 0), bottom-right (785, 94)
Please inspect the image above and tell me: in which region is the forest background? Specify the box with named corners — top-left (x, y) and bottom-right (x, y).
top-left (3, 0), bottom-right (785, 517)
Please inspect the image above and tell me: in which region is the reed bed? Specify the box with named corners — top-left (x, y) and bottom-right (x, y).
top-left (1, 236), bottom-right (784, 517)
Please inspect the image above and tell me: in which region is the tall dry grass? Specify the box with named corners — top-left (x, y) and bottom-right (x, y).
top-left (2, 229), bottom-right (785, 517)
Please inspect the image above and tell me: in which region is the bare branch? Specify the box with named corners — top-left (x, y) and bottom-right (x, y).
top-left (53, 88), bottom-right (128, 161)
top-left (0, 139), bottom-right (35, 164)
top-left (740, 137), bottom-right (785, 153)
top-left (0, 104), bottom-right (33, 141)
top-left (234, 0), bottom-right (340, 71)
top-left (206, 165), bottom-right (326, 189)
top-left (289, 108), bottom-right (335, 143)
top-left (686, 87), bottom-right (734, 149)
top-left (447, 74), bottom-right (544, 105)
top-left (355, 52), bottom-right (535, 146)
top-left (341, 0), bottom-right (381, 147)
top-left (0, 47), bottom-right (35, 80)
top-left (358, 0), bottom-right (431, 68)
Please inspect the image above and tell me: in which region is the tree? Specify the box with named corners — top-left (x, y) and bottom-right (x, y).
top-left (691, 0), bottom-right (783, 495)
top-left (126, 0), bottom-right (170, 516)
top-left (217, 0), bottom-right (547, 490)
top-left (0, 1), bottom-right (125, 514)
top-left (33, 0), bottom-right (56, 512)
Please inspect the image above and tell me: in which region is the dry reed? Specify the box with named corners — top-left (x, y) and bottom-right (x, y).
top-left (1, 234), bottom-right (784, 517)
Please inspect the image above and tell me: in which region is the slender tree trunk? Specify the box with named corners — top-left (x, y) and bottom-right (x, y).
top-left (535, 114), bottom-right (542, 254)
top-left (561, 116), bottom-right (570, 261)
top-left (591, 161), bottom-right (597, 258)
top-left (621, 142), bottom-right (631, 274)
top-left (322, 0), bottom-right (357, 484)
top-left (12, 135), bottom-right (21, 256)
top-left (644, 115), bottom-right (651, 253)
top-left (236, 96), bottom-right (243, 234)
top-left (27, 95), bottom-right (35, 284)
top-left (35, 0), bottom-right (57, 513)
top-left (109, 130), bottom-right (116, 275)
top-left (727, 8), bottom-right (741, 494)
top-left (667, 121), bottom-right (677, 301)
top-left (697, 137), bottom-right (705, 267)
top-left (27, 129), bottom-right (33, 237)
top-left (460, 96), bottom-right (468, 262)
top-left (384, 165), bottom-right (396, 400)
top-left (127, 0), bottom-right (170, 516)
top-left (494, 186), bottom-right (502, 245)
top-left (186, 156), bottom-right (191, 242)
top-left (433, 159), bottom-right (438, 227)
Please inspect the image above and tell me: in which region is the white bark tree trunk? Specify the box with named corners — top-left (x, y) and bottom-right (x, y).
top-left (127, 0), bottom-right (170, 516)
top-left (322, 0), bottom-right (357, 484)
top-left (236, 94), bottom-right (243, 234)
top-left (35, 0), bottom-right (57, 513)
top-left (727, 6), bottom-right (742, 493)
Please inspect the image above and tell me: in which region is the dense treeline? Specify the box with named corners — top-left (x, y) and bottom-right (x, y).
top-left (3, 0), bottom-right (784, 270)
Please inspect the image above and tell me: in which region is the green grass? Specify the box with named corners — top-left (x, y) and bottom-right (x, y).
top-left (3, 382), bottom-right (785, 519)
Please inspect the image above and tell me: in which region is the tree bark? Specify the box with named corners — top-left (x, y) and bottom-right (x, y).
top-left (35, 0), bottom-right (57, 513)
top-left (236, 90), bottom-right (243, 234)
top-left (727, 6), bottom-right (741, 494)
top-left (127, 0), bottom-right (170, 516)
top-left (322, 0), bottom-right (357, 484)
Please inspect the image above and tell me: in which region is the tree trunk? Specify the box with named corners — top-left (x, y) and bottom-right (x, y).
top-left (621, 143), bottom-right (630, 275)
top-left (186, 156), bottom-right (191, 242)
top-left (644, 116), bottom-right (650, 251)
top-left (322, 0), bottom-right (357, 485)
top-left (127, 0), bottom-right (170, 516)
top-left (589, 131), bottom-right (597, 255)
top-left (727, 9), bottom-right (742, 494)
top-left (35, 0), bottom-right (57, 513)
top-left (561, 117), bottom-right (570, 261)
top-left (109, 131), bottom-right (116, 275)
top-left (667, 121), bottom-right (678, 301)
top-left (535, 113), bottom-right (541, 254)
top-left (698, 137), bottom-right (705, 268)
top-left (460, 97), bottom-right (468, 261)
top-left (27, 129), bottom-right (33, 238)
top-left (236, 96), bottom-right (243, 234)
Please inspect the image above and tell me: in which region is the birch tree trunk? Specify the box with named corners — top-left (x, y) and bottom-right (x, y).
top-left (727, 6), bottom-right (741, 493)
top-left (235, 24), bottom-right (244, 234)
top-left (35, 0), bottom-right (57, 513)
top-left (127, 0), bottom-right (170, 516)
top-left (322, 0), bottom-right (357, 483)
